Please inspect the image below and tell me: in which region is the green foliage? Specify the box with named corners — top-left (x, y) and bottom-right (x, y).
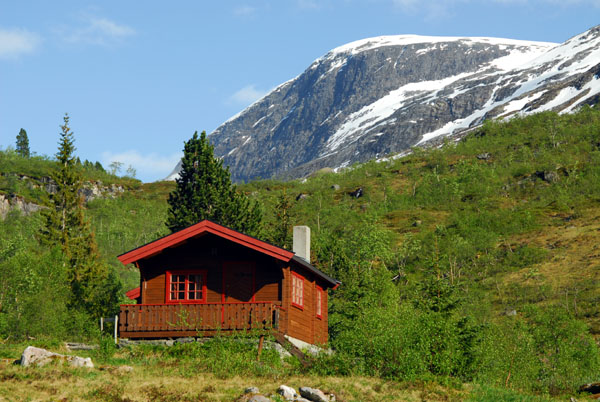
top-left (474, 306), bottom-right (600, 395)
top-left (15, 128), bottom-right (30, 158)
top-left (123, 333), bottom-right (286, 379)
top-left (166, 131), bottom-right (262, 235)
top-left (39, 114), bottom-right (120, 318)
top-left (2, 107), bottom-right (600, 398)
top-left (266, 191), bottom-right (293, 248)
top-left (0, 212), bottom-right (93, 340)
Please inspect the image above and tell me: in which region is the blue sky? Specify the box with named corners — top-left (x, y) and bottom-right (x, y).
top-left (1, 1), bottom-right (598, 182)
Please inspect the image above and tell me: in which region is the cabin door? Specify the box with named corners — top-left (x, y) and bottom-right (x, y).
top-left (222, 262), bottom-right (255, 303)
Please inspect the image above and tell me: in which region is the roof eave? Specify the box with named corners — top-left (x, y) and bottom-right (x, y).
top-left (291, 255), bottom-right (340, 289)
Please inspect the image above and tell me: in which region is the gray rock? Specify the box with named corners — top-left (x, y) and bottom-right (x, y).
top-left (579, 382), bottom-right (600, 394)
top-left (245, 387), bottom-right (260, 394)
top-left (476, 153), bottom-right (491, 160)
top-left (542, 170), bottom-right (560, 183)
top-left (21, 346), bottom-right (93, 368)
top-left (117, 365), bottom-right (134, 373)
top-left (348, 187), bottom-right (363, 198)
top-left (175, 337), bottom-right (196, 344)
top-left (296, 193), bottom-right (309, 201)
top-left (331, 184), bottom-right (340, 191)
top-left (248, 395), bottom-right (271, 402)
top-left (164, 26), bottom-right (600, 183)
top-left (65, 342), bottom-right (99, 351)
top-left (277, 385), bottom-right (298, 400)
top-left (299, 387), bottom-right (328, 402)
top-left (0, 194), bottom-right (44, 220)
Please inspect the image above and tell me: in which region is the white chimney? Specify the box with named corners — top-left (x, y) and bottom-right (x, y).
top-left (293, 226), bottom-right (311, 262)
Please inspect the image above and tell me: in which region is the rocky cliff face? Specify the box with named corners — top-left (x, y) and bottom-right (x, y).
top-left (167, 25), bottom-right (600, 182)
top-left (0, 174), bottom-right (125, 220)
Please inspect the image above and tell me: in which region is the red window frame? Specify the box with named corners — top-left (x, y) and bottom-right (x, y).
top-left (291, 271), bottom-right (304, 310)
top-left (315, 285), bottom-right (323, 319)
top-left (165, 270), bottom-right (207, 304)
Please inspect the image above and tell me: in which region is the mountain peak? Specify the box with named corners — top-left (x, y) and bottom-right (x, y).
top-left (166, 26), bottom-right (600, 183)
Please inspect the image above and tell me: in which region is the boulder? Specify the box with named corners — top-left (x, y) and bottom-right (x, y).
top-left (21, 346), bottom-right (93, 368)
top-left (116, 365), bottom-right (134, 373)
top-left (245, 387), bottom-right (260, 394)
top-left (277, 385), bottom-right (298, 400)
top-left (348, 187), bottom-right (363, 198)
top-left (299, 387), bottom-right (329, 402)
top-left (476, 153), bottom-right (491, 160)
top-left (579, 382), bottom-right (600, 394)
top-left (248, 396), bottom-right (271, 402)
top-left (296, 193), bottom-right (309, 201)
top-left (65, 342), bottom-right (98, 351)
top-left (331, 184), bottom-right (340, 191)
top-left (534, 170), bottom-right (560, 183)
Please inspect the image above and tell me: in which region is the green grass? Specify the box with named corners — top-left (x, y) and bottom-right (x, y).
top-left (2, 106), bottom-right (600, 398)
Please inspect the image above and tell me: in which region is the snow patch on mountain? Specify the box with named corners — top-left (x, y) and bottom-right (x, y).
top-left (167, 26), bottom-right (600, 182)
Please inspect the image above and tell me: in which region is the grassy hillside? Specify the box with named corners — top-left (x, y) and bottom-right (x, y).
top-left (243, 107), bottom-right (600, 335)
top-left (1, 106), bottom-right (600, 399)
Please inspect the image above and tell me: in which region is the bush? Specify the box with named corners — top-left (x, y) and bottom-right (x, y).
top-left (474, 306), bottom-right (600, 394)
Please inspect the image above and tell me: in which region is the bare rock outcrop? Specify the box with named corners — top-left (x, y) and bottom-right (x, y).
top-left (20, 346), bottom-right (93, 368)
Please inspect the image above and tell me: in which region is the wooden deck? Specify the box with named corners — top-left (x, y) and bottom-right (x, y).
top-left (119, 302), bottom-right (281, 338)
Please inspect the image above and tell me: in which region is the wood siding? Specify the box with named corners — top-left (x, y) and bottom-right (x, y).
top-left (119, 302), bottom-right (281, 338)
top-left (138, 234), bottom-right (282, 306)
top-left (281, 262), bottom-right (330, 345)
top-left (122, 231), bottom-right (333, 345)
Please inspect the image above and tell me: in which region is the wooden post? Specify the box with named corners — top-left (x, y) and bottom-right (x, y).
top-left (256, 334), bottom-right (265, 361)
top-left (114, 315), bottom-right (118, 344)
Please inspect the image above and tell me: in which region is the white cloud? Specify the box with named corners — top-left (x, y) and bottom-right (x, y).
top-left (392, 0), bottom-right (600, 18)
top-left (101, 150), bottom-right (181, 181)
top-left (0, 28), bottom-right (41, 59)
top-left (57, 15), bottom-right (135, 46)
top-left (229, 84), bottom-right (270, 105)
top-left (233, 5), bottom-right (257, 17)
top-left (297, 0), bottom-right (321, 9)
top-left (495, 0), bottom-right (600, 4)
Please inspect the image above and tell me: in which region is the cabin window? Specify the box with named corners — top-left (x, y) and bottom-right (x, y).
top-left (166, 270), bottom-right (207, 303)
top-left (291, 272), bottom-right (304, 309)
top-left (316, 285), bottom-right (323, 318)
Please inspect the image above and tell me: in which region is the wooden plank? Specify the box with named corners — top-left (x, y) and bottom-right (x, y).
top-left (271, 332), bottom-right (310, 368)
top-left (119, 302), bottom-right (282, 335)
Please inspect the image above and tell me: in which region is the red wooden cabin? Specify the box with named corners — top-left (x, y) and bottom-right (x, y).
top-left (118, 220), bottom-right (339, 345)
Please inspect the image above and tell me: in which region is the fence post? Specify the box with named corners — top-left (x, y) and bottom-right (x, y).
top-left (114, 315), bottom-right (118, 344)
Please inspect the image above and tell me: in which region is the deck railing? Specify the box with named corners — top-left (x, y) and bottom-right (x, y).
top-left (119, 302), bottom-right (281, 337)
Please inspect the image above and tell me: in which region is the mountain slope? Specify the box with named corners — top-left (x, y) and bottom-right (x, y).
top-left (167, 25), bottom-right (600, 182)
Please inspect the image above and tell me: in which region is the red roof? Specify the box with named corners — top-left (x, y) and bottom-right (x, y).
top-left (125, 287), bottom-right (140, 300)
top-left (118, 220), bottom-right (294, 266)
top-left (117, 220), bottom-right (339, 288)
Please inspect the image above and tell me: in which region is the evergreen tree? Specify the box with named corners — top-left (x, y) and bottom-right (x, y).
top-left (270, 191), bottom-right (293, 249)
top-left (40, 114), bottom-right (117, 317)
top-left (16, 128), bottom-right (30, 158)
top-left (94, 161), bottom-right (105, 172)
top-left (166, 131), bottom-right (262, 235)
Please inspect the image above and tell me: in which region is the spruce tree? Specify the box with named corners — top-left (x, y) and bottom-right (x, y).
top-left (16, 128), bottom-right (30, 158)
top-left (40, 114), bottom-right (116, 317)
top-left (166, 131), bottom-right (262, 235)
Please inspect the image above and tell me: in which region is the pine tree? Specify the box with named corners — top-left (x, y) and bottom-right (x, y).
top-left (40, 114), bottom-right (117, 316)
top-left (270, 191), bottom-right (293, 249)
top-left (166, 131), bottom-right (262, 235)
top-left (16, 128), bottom-right (30, 158)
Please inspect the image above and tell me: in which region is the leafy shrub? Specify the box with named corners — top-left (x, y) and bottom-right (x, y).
top-left (474, 306), bottom-right (600, 394)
